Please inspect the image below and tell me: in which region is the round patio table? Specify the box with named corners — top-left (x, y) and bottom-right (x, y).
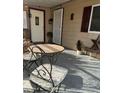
top-left (30, 44), bottom-right (64, 54)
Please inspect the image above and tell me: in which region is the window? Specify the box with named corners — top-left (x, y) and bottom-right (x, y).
top-left (88, 4), bottom-right (100, 33)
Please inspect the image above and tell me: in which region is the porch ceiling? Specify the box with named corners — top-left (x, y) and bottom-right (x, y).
top-left (24, 0), bottom-right (72, 7)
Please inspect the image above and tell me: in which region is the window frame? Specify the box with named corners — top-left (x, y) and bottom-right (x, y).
top-left (88, 4), bottom-right (100, 33)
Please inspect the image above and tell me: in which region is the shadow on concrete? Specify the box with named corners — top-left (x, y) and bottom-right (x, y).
top-left (62, 74), bottom-right (83, 89)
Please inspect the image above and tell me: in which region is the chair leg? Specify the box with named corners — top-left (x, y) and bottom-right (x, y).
top-left (23, 61), bottom-right (29, 69)
top-left (27, 61), bottom-right (35, 69)
top-left (23, 61), bottom-right (34, 75)
top-left (56, 83), bottom-right (61, 93)
top-left (33, 90), bottom-right (35, 93)
top-left (34, 61), bottom-right (39, 67)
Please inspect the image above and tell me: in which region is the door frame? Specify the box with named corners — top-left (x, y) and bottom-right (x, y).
top-left (53, 8), bottom-right (64, 45)
top-left (29, 7), bottom-right (45, 43)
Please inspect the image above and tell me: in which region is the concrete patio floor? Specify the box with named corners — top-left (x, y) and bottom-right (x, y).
top-left (23, 49), bottom-right (100, 93)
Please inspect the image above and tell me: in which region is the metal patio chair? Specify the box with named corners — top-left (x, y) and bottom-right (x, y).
top-left (23, 46), bottom-right (41, 74)
top-left (29, 45), bottom-right (68, 93)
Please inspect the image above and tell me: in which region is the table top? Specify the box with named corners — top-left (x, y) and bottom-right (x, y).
top-left (30, 44), bottom-right (64, 54)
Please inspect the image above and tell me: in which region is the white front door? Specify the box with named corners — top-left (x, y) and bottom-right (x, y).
top-left (53, 8), bottom-right (63, 45)
top-left (30, 9), bottom-right (44, 43)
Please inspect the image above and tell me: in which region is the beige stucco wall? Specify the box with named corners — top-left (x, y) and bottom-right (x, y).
top-left (23, 5), bottom-right (52, 42)
top-left (61, 0), bottom-right (100, 50)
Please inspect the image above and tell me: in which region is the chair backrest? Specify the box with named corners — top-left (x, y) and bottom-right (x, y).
top-left (31, 45), bottom-right (45, 56)
top-left (31, 45), bottom-right (45, 54)
top-left (23, 46), bottom-right (37, 61)
top-left (29, 45), bottom-right (47, 63)
top-left (30, 45), bottom-right (56, 86)
top-left (23, 45), bottom-right (44, 60)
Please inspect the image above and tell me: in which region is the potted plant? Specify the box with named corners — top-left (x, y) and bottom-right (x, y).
top-left (76, 40), bottom-right (82, 55)
top-left (47, 32), bottom-right (53, 43)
